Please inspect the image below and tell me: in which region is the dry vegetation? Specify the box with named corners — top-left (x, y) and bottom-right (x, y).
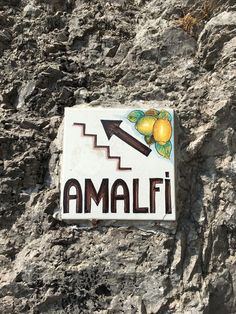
top-left (176, 0), bottom-right (218, 35)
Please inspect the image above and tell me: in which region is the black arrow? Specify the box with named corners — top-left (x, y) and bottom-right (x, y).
top-left (101, 120), bottom-right (152, 157)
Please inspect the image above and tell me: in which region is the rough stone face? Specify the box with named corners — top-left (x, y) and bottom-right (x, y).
top-left (197, 11), bottom-right (236, 69)
top-left (0, 0), bottom-right (236, 313)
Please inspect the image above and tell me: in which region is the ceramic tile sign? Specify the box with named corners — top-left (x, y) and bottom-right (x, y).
top-left (60, 107), bottom-right (176, 221)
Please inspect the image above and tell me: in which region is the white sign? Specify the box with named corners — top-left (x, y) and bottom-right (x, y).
top-left (60, 107), bottom-right (176, 220)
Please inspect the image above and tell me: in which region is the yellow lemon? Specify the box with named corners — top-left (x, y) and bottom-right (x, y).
top-left (135, 116), bottom-right (157, 136)
top-left (153, 119), bottom-right (172, 145)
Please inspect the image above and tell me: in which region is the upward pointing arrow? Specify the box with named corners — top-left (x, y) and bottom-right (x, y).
top-left (101, 120), bottom-right (152, 157)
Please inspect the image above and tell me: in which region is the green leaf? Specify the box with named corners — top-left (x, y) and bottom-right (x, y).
top-left (158, 110), bottom-right (172, 121)
top-left (145, 109), bottom-right (159, 117)
top-left (127, 110), bottom-right (144, 123)
top-left (144, 135), bottom-right (155, 146)
top-left (155, 141), bottom-right (172, 159)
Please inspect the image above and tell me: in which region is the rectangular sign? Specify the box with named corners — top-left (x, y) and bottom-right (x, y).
top-left (60, 107), bottom-right (176, 220)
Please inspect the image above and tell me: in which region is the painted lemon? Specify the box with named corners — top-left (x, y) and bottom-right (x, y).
top-left (153, 119), bottom-right (172, 145)
top-left (135, 116), bottom-right (157, 136)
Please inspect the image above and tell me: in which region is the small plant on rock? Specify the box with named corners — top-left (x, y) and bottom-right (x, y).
top-left (176, 0), bottom-right (218, 36)
top-left (201, 0), bottom-right (218, 20)
top-left (177, 13), bottom-right (198, 35)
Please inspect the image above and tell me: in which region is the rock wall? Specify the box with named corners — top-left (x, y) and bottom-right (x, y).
top-left (0, 0), bottom-right (236, 313)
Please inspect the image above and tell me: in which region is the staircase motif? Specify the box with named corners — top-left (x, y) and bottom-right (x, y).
top-left (73, 123), bottom-right (131, 171)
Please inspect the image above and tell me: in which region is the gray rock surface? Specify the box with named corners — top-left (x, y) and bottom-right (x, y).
top-left (0, 0), bottom-right (236, 313)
